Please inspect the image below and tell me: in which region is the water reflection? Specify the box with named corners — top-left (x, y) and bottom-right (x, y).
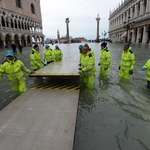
top-left (1, 43), bottom-right (150, 150)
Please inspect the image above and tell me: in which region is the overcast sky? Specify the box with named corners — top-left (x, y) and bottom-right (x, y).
top-left (40, 0), bottom-right (122, 40)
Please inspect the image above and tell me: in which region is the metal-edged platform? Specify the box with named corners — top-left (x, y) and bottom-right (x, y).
top-left (29, 60), bottom-right (80, 77)
top-left (0, 85), bottom-right (80, 150)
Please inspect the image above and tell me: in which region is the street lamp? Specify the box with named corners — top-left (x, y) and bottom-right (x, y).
top-left (102, 31), bottom-right (107, 42)
top-left (65, 18), bottom-right (70, 43)
top-left (123, 16), bottom-right (135, 43)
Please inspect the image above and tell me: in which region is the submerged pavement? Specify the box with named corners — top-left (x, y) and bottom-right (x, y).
top-left (0, 43), bottom-right (150, 150)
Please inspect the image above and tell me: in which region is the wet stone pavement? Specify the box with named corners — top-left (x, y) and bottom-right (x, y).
top-left (0, 43), bottom-right (150, 150)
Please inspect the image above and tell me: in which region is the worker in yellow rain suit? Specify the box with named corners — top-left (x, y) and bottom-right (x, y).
top-left (30, 44), bottom-right (45, 71)
top-left (79, 46), bottom-right (96, 89)
top-left (141, 59), bottom-right (150, 89)
top-left (44, 45), bottom-right (54, 64)
top-left (119, 43), bottom-right (135, 80)
top-left (98, 42), bottom-right (111, 77)
top-left (0, 50), bottom-right (32, 93)
top-left (53, 45), bottom-right (63, 62)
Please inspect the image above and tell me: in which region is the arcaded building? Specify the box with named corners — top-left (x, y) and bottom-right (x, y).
top-left (109, 0), bottom-right (150, 44)
top-left (0, 0), bottom-right (44, 49)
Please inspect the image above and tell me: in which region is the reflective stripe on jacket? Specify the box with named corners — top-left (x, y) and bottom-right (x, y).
top-left (120, 48), bottom-right (135, 70)
top-left (30, 48), bottom-right (44, 70)
top-left (99, 47), bottom-right (111, 67)
top-left (0, 58), bottom-right (31, 82)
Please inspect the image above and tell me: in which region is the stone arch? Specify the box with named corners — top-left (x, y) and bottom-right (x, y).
top-left (5, 34), bottom-right (12, 48)
top-left (21, 35), bottom-right (26, 47)
top-left (0, 33), bottom-right (4, 49)
top-left (14, 34), bottom-right (20, 46)
top-left (27, 35), bottom-right (32, 46)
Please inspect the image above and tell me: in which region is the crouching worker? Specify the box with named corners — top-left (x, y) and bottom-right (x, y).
top-left (141, 59), bottom-right (150, 89)
top-left (0, 50), bottom-right (32, 93)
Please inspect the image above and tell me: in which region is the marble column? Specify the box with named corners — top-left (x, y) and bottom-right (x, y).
top-left (131, 29), bottom-right (136, 44)
top-left (142, 25), bottom-right (148, 44)
top-left (136, 27), bottom-right (140, 43)
top-left (146, 0), bottom-right (150, 13)
top-left (134, 3), bottom-right (138, 18)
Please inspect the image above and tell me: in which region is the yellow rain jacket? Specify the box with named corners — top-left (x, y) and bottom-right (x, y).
top-left (30, 48), bottom-right (44, 70)
top-left (0, 57), bottom-right (31, 92)
top-left (44, 48), bottom-right (54, 63)
top-left (143, 59), bottom-right (150, 81)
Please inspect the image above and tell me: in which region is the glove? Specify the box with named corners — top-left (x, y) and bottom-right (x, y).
top-left (98, 63), bottom-right (100, 66)
top-left (118, 66), bottom-right (121, 70)
top-left (44, 64), bottom-right (47, 66)
top-left (78, 68), bottom-right (82, 71)
top-left (141, 67), bottom-right (145, 71)
top-left (104, 66), bottom-right (108, 70)
top-left (129, 70), bottom-right (133, 75)
top-left (78, 64), bottom-right (81, 67)
top-left (30, 71), bottom-right (35, 74)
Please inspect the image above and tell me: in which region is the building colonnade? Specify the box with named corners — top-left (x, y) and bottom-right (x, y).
top-left (0, 7), bottom-right (44, 49)
top-left (109, 0), bottom-right (150, 44)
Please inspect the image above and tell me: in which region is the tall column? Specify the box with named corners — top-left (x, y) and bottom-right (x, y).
top-left (146, 0), bottom-right (150, 13)
top-left (136, 27), bottom-right (140, 43)
top-left (96, 14), bottom-right (100, 42)
top-left (134, 3), bottom-right (138, 18)
top-left (131, 29), bottom-right (136, 44)
top-left (65, 18), bottom-right (70, 44)
top-left (139, 0), bottom-right (144, 16)
top-left (142, 25), bottom-right (148, 44)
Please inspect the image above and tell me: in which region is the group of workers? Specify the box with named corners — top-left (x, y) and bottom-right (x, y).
top-left (0, 42), bottom-right (150, 93)
top-left (79, 42), bottom-right (150, 90)
top-left (0, 44), bottom-right (63, 93)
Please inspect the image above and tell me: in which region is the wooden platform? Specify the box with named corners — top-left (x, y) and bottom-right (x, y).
top-left (29, 60), bottom-right (80, 77)
top-left (0, 85), bottom-right (80, 150)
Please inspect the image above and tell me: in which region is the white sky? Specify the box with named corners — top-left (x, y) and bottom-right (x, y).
top-left (40, 0), bottom-right (122, 40)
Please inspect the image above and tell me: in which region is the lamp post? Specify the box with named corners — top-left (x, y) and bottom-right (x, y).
top-left (96, 14), bottom-right (100, 42)
top-left (102, 31), bottom-right (107, 42)
top-left (65, 18), bottom-right (70, 43)
top-left (123, 16), bottom-right (134, 43)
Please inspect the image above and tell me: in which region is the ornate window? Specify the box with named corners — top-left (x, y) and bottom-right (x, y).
top-left (31, 3), bottom-right (35, 14)
top-left (16, 0), bottom-right (22, 8)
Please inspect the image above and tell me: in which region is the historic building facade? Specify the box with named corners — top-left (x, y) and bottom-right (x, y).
top-left (0, 0), bottom-right (44, 49)
top-left (109, 0), bottom-right (150, 44)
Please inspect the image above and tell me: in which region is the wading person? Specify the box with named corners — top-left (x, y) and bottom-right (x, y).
top-left (118, 43), bottom-right (135, 80)
top-left (53, 45), bottom-right (63, 62)
top-left (98, 42), bottom-right (111, 77)
top-left (44, 45), bottom-right (54, 64)
top-left (0, 50), bottom-right (32, 93)
top-left (79, 46), bottom-right (96, 89)
top-left (141, 59), bottom-right (150, 89)
top-left (30, 44), bottom-right (45, 71)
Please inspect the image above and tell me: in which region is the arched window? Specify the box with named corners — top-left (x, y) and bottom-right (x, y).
top-left (16, 0), bottom-right (21, 8)
top-left (31, 3), bottom-right (35, 14)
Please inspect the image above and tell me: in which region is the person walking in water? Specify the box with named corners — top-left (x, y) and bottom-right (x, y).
top-left (44, 45), bottom-right (54, 64)
top-left (118, 43), bottom-right (135, 80)
top-left (141, 59), bottom-right (150, 89)
top-left (98, 42), bottom-right (111, 77)
top-left (30, 44), bottom-right (45, 71)
top-left (53, 45), bottom-right (63, 62)
top-left (0, 50), bottom-right (32, 93)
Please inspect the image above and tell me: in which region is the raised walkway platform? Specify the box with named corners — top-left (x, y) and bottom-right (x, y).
top-left (0, 60), bottom-right (80, 150)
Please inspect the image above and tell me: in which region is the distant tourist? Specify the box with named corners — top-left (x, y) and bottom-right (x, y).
top-left (11, 42), bottom-right (17, 54)
top-left (18, 44), bottom-right (23, 54)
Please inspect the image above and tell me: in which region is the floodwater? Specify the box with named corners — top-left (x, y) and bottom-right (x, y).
top-left (0, 43), bottom-right (150, 150)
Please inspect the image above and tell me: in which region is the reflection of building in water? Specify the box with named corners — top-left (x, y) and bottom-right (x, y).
top-left (0, 0), bottom-right (44, 49)
top-left (109, 0), bottom-right (150, 44)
